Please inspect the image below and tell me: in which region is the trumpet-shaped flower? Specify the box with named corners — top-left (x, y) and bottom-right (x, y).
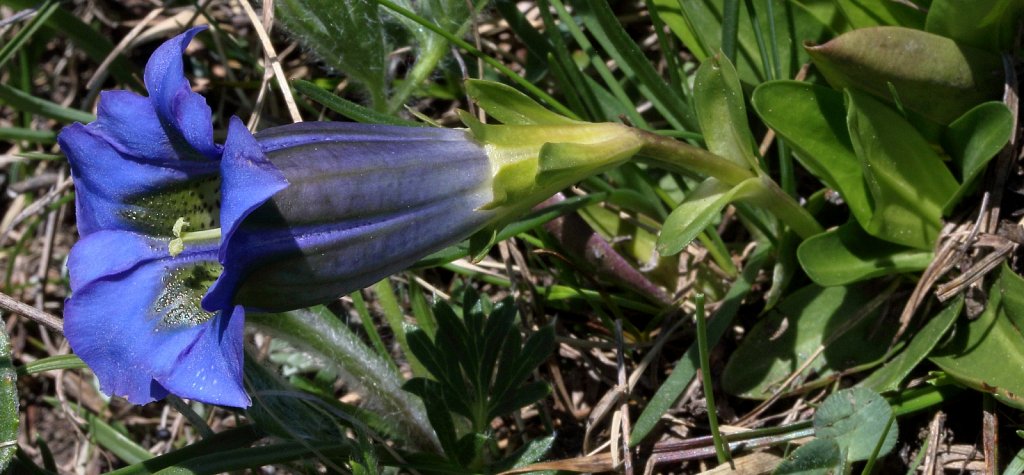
top-left (60, 27), bottom-right (645, 407)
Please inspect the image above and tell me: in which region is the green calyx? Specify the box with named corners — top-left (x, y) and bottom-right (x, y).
top-left (464, 114), bottom-right (643, 212)
top-left (463, 80), bottom-right (644, 213)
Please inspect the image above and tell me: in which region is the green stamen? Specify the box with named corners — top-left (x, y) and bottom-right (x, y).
top-left (168, 217), bottom-right (222, 257)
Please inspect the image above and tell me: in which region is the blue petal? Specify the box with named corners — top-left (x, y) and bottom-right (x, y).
top-left (217, 117), bottom-right (288, 260)
top-left (143, 26), bottom-right (219, 161)
top-left (60, 123), bottom-right (220, 236)
top-left (201, 118), bottom-right (288, 312)
top-left (65, 231), bottom-right (249, 407)
top-left (66, 230), bottom-right (163, 290)
top-left (90, 90), bottom-right (179, 162)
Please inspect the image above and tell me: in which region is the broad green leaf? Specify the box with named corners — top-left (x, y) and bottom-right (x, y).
top-left (797, 221), bottom-right (933, 286)
top-left (694, 54), bottom-right (759, 170)
top-left (807, 26), bottom-right (1004, 124)
top-left (0, 323), bottom-right (15, 471)
top-left (276, 0), bottom-right (389, 110)
top-left (926, 0), bottom-right (1024, 52)
top-left (814, 387), bottom-right (897, 461)
top-left (931, 264), bottom-right (1024, 409)
top-left (752, 81), bottom-right (872, 226)
top-left (722, 284), bottom-right (895, 399)
top-left (466, 79), bottom-right (579, 126)
top-left (773, 438), bottom-right (840, 475)
top-left (657, 177), bottom-right (763, 256)
top-left (834, 0), bottom-right (926, 29)
top-left (942, 101), bottom-right (1014, 213)
top-left (859, 297), bottom-right (963, 393)
top-left (651, 0), bottom-right (833, 85)
top-left (846, 90), bottom-right (959, 250)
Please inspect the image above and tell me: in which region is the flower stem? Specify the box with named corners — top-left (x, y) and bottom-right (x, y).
top-left (636, 130), bottom-right (822, 239)
top-left (636, 130), bottom-right (755, 186)
top-left (388, 35), bottom-right (448, 113)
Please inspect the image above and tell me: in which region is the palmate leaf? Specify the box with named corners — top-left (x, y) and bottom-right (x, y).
top-left (404, 289), bottom-right (555, 469)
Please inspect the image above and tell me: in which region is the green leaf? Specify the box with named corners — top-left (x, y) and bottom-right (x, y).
top-left (292, 80), bottom-right (423, 126)
top-left (833, 0), bottom-right (926, 29)
top-left (276, 0), bottom-right (389, 109)
top-left (657, 177), bottom-right (763, 256)
top-left (631, 245), bottom-right (771, 446)
top-left (466, 79), bottom-right (578, 126)
top-left (105, 426), bottom-right (260, 475)
top-left (147, 441), bottom-right (351, 474)
top-left (807, 26), bottom-right (1004, 124)
top-left (773, 438), bottom-right (841, 475)
top-left (17, 354), bottom-right (85, 376)
top-left (574, 0), bottom-right (696, 131)
top-left (652, 0), bottom-right (833, 85)
top-left (846, 90), bottom-right (959, 249)
top-left (247, 308), bottom-right (438, 451)
top-left (722, 283), bottom-right (895, 399)
top-left (0, 82), bottom-right (94, 124)
top-left (942, 101), bottom-right (1014, 213)
top-left (752, 81), bottom-right (872, 225)
top-left (813, 387), bottom-right (897, 461)
top-left (932, 264), bottom-right (1024, 409)
top-left (925, 0), bottom-right (1024, 52)
top-left (797, 221), bottom-right (933, 286)
top-left (0, 323), bottom-right (16, 471)
top-left (859, 297), bottom-right (963, 393)
top-left (493, 434), bottom-right (555, 472)
top-left (244, 353), bottom-right (370, 441)
top-left (694, 54), bottom-right (759, 170)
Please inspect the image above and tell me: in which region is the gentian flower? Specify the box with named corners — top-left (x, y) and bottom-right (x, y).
top-left (59, 27), bottom-right (645, 407)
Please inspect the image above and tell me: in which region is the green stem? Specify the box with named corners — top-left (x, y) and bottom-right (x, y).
top-left (637, 130), bottom-right (823, 239)
top-left (387, 35), bottom-right (448, 113)
top-left (695, 294), bottom-right (732, 467)
top-left (751, 176), bottom-right (823, 239)
top-left (637, 130), bottom-right (755, 185)
top-left (371, 0), bottom-right (577, 119)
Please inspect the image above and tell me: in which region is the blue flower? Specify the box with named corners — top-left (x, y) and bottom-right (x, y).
top-left (60, 27), bottom-right (256, 407)
top-left (60, 27), bottom-right (645, 408)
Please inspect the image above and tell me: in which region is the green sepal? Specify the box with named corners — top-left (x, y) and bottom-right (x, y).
top-left (466, 79), bottom-right (580, 126)
top-left (462, 110), bottom-right (644, 211)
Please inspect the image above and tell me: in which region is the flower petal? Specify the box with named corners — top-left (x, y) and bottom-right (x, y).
top-left (65, 231), bottom-right (248, 407)
top-left (217, 117), bottom-right (288, 261)
top-left (91, 90), bottom-right (180, 162)
top-left (60, 123), bottom-right (220, 236)
top-left (144, 26), bottom-right (219, 160)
